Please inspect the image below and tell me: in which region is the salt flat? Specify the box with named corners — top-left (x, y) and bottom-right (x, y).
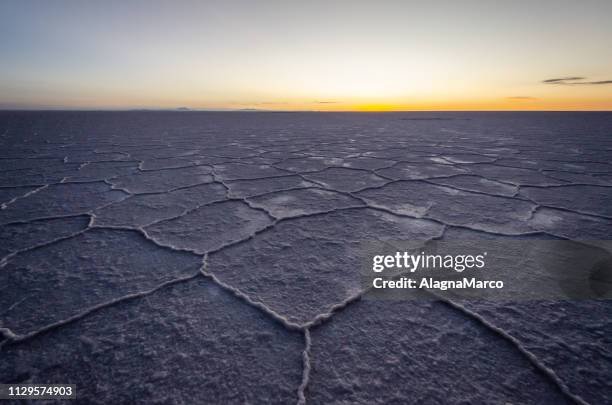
top-left (0, 111), bottom-right (611, 404)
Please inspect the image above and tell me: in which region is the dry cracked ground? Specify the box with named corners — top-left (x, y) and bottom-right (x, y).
top-left (0, 111), bottom-right (611, 404)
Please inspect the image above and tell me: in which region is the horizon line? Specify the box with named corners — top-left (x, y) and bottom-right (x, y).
top-left (1, 109), bottom-right (612, 113)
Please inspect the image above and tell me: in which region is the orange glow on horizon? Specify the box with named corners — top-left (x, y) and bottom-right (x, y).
top-left (228, 99), bottom-right (612, 112)
top-left (5, 95), bottom-right (611, 112)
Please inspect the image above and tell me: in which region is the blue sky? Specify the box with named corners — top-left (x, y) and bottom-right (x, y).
top-left (1, 0), bottom-right (611, 110)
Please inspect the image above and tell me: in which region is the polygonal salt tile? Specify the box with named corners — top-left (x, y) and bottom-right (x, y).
top-left (249, 188), bottom-right (363, 218)
top-left (0, 182), bottom-right (127, 225)
top-left (145, 200), bottom-right (273, 253)
top-left (357, 181), bottom-right (536, 234)
top-left (0, 216), bottom-right (90, 259)
top-left (64, 151), bottom-right (130, 163)
top-left (542, 170), bottom-right (610, 185)
top-left (0, 186), bottom-right (39, 208)
top-left (520, 185), bottom-right (612, 218)
top-left (362, 149), bottom-right (434, 161)
top-left (208, 208), bottom-right (443, 324)
top-left (303, 167), bottom-right (388, 192)
top-left (461, 300), bottom-right (612, 405)
top-left (0, 158), bottom-right (64, 171)
top-left (110, 165), bottom-right (213, 193)
top-left (308, 300), bottom-right (572, 404)
top-left (0, 164), bottom-right (81, 187)
top-left (65, 161), bottom-right (139, 182)
top-left (94, 183), bottom-right (227, 228)
top-left (226, 175), bottom-right (316, 198)
top-left (0, 228), bottom-right (201, 335)
top-left (0, 278), bottom-right (303, 404)
top-left (440, 153), bottom-right (497, 163)
top-left (213, 163), bottom-right (288, 180)
top-left (376, 162), bottom-right (467, 180)
top-left (527, 207), bottom-right (612, 239)
top-left (429, 174), bottom-right (518, 197)
top-left (275, 157), bottom-right (348, 173)
top-left (467, 163), bottom-right (565, 186)
top-left (340, 157), bottom-right (396, 170)
top-left (139, 155), bottom-right (226, 170)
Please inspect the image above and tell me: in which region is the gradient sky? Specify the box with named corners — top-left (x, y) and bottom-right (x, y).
top-left (1, 0), bottom-right (611, 111)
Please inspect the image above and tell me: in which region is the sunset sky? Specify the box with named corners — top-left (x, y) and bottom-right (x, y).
top-left (1, 0), bottom-right (611, 111)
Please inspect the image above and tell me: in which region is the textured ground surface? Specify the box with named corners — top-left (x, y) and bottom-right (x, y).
top-left (0, 111), bottom-right (611, 404)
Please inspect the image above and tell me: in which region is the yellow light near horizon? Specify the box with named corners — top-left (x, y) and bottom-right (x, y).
top-left (353, 104), bottom-right (399, 112)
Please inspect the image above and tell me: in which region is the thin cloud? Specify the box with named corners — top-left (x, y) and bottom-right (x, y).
top-left (507, 96), bottom-right (538, 100)
top-left (313, 100), bottom-right (339, 104)
top-left (542, 77), bottom-right (585, 84)
top-left (542, 76), bottom-right (612, 85)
